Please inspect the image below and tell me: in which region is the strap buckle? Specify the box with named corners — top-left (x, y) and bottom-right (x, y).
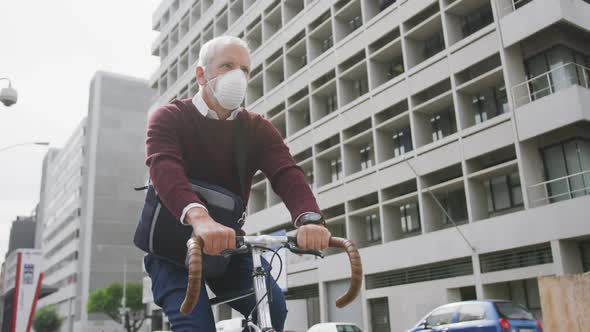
top-left (236, 211), bottom-right (247, 226)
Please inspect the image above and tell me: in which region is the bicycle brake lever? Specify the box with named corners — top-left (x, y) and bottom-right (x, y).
top-left (286, 243), bottom-right (325, 258)
top-left (220, 245), bottom-right (249, 257)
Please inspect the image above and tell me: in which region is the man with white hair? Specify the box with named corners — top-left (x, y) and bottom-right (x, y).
top-left (143, 36), bottom-right (330, 331)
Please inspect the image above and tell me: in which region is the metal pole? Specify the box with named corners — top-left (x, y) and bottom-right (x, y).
top-left (122, 256), bottom-right (128, 330)
top-left (123, 256), bottom-right (127, 308)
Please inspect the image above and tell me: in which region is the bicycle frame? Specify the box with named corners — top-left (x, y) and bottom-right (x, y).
top-left (251, 245), bottom-right (273, 331)
top-left (244, 235), bottom-right (291, 331)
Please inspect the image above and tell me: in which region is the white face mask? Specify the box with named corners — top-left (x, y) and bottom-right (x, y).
top-left (206, 68), bottom-right (248, 110)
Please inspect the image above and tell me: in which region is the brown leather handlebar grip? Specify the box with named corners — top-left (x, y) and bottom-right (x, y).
top-left (329, 237), bottom-right (363, 308)
top-left (180, 236), bottom-right (203, 315)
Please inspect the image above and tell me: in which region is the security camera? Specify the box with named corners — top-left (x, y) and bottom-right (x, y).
top-left (0, 86), bottom-right (18, 107)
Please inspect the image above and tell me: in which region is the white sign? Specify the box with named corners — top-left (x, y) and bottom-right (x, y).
top-left (9, 249), bottom-right (43, 332)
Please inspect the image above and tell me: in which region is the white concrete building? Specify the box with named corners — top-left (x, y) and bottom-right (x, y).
top-left (37, 121), bottom-right (87, 332)
top-left (148, 0), bottom-right (590, 331)
top-left (38, 72), bottom-right (153, 332)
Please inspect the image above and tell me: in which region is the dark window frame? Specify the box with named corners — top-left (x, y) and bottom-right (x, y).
top-left (472, 85), bottom-right (508, 124)
top-left (540, 137), bottom-right (590, 201)
top-left (485, 172), bottom-right (524, 213)
top-left (330, 156), bottom-right (343, 182)
top-left (359, 143), bottom-right (374, 170)
top-left (400, 202), bottom-right (421, 234)
top-left (364, 213), bottom-right (382, 243)
top-left (430, 108), bottom-right (457, 141)
top-left (460, 3), bottom-right (493, 38)
top-left (392, 127), bottom-right (413, 157)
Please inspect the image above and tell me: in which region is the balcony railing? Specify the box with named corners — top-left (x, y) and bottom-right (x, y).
top-left (528, 169), bottom-right (590, 207)
top-left (503, 0), bottom-right (534, 13)
top-left (512, 62), bottom-right (590, 108)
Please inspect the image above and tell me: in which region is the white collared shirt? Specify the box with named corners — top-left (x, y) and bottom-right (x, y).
top-left (192, 93), bottom-right (241, 120)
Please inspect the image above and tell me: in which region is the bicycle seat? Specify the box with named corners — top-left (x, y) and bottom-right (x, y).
top-left (210, 288), bottom-right (255, 305)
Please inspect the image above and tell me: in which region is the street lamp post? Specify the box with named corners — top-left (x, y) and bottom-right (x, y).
top-left (0, 142), bottom-right (50, 153)
top-left (0, 77), bottom-right (18, 107)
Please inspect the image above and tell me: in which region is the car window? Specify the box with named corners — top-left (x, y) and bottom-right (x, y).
top-left (425, 305), bottom-right (458, 327)
top-left (458, 303), bottom-right (486, 322)
top-left (495, 302), bottom-right (535, 320)
top-left (336, 325), bottom-right (361, 332)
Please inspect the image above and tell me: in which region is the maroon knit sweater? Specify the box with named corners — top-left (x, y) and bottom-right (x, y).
top-left (145, 98), bottom-right (320, 224)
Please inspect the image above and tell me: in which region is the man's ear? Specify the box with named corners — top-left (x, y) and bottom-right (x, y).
top-left (195, 66), bottom-right (207, 86)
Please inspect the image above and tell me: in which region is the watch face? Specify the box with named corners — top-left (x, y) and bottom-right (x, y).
top-left (303, 212), bottom-right (323, 223)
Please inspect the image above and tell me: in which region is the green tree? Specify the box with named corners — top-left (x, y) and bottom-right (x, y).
top-left (87, 283), bottom-right (145, 332)
top-left (33, 305), bottom-right (63, 332)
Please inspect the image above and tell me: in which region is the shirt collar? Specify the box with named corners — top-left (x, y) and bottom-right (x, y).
top-left (192, 93), bottom-right (240, 120)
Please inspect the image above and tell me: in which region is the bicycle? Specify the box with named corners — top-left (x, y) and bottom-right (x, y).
top-left (179, 234), bottom-right (363, 332)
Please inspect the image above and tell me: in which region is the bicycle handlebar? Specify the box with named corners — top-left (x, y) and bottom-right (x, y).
top-left (179, 235), bottom-right (363, 315)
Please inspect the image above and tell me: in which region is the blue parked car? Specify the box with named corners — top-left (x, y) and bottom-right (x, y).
top-left (408, 300), bottom-right (543, 332)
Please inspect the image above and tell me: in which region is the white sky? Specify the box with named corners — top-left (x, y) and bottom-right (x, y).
top-left (0, 0), bottom-right (161, 265)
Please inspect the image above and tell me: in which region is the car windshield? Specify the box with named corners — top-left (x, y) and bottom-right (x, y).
top-left (425, 305), bottom-right (459, 327)
top-left (495, 302), bottom-right (535, 320)
top-left (336, 325), bottom-right (361, 332)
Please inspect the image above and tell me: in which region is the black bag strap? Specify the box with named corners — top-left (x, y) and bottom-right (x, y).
top-left (181, 99), bottom-right (248, 201)
top-left (233, 110), bottom-right (248, 202)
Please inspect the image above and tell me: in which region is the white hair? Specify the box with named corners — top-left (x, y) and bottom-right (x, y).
top-left (197, 36), bottom-right (250, 68)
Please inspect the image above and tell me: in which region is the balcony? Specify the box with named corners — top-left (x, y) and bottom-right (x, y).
top-left (498, 0), bottom-right (590, 47)
top-left (528, 169), bottom-right (590, 208)
top-left (512, 62), bottom-right (590, 108)
top-left (512, 63), bottom-right (590, 141)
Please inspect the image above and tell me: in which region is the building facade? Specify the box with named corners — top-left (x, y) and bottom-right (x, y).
top-left (6, 215), bottom-right (36, 258)
top-left (148, 0), bottom-right (590, 331)
top-left (38, 72), bottom-right (153, 332)
top-left (36, 122), bottom-right (87, 332)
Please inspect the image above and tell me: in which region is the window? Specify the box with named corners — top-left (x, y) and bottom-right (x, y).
top-left (387, 56), bottom-right (404, 80)
top-left (485, 173), bottom-right (523, 213)
top-left (440, 189), bottom-right (468, 225)
top-left (472, 85), bottom-right (509, 124)
top-left (460, 4), bottom-right (493, 38)
top-left (326, 94), bottom-right (338, 113)
top-left (541, 139), bottom-right (590, 202)
top-left (379, 0), bottom-right (396, 12)
top-left (392, 127), bottom-right (412, 157)
top-left (364, 214), bottom-right (381, 243)
top-left (430, 109), bottom-right (456, 141)
top-left (525, 45), bottom-right (590, 101)
top-left (369, 298), bottom-right (390, 332)
top-left (321, 35), bottom-right (334, 52)
top-left (514, 0), bottom-right (533, 10)
top-left (305, 169), bottom-right (314, 186)
top-left (349, 15), bottom-right (362, 32)
top-left (330, 157), bottom-right (343, 182)
top-left (458, 303), bottom-right (486, 322)
top-left (354, 79), bottom-right (368, 98)
top-left (336, 325), bottom-right (362, 332)
top-left (495, 302), bottom-right (535, 320)
top-left (400, 203), bottom-right (420, 234)
top-left (426, 305), bottom-right (458, 327)
top-left (423, 31), bottom-right (445, 59)
top-left (359, 143), bottom-right (374, 170)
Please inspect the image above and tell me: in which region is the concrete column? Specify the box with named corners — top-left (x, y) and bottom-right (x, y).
top-left (472, 253), bottom-right (485, 299)
top-left (551, 240), bottom-right (584, 275)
